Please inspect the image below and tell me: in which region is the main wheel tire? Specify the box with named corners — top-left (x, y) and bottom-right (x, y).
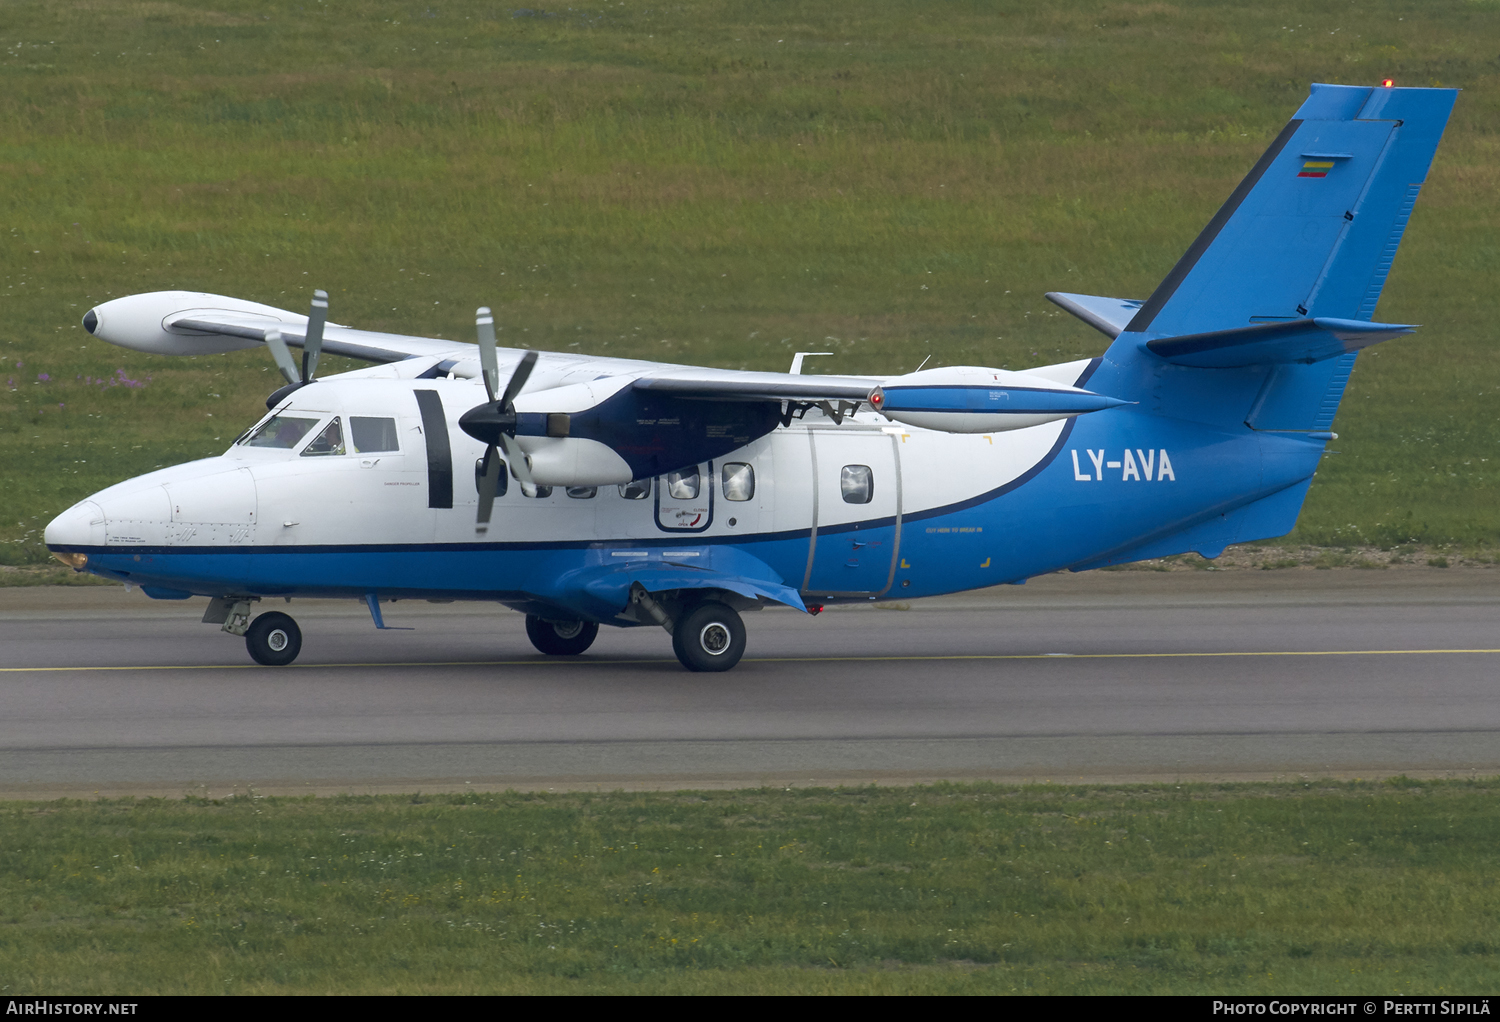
top-left (245, 611), bottom-right (302, 667)
top-left (671, 601), bottom-right (746, 672)
top-left (525, 615), bottom-right (600, 656)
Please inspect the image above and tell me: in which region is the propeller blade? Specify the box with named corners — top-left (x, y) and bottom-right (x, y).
top-left (497, 433), bottom-right (536, 493)
top-left (302, 289), bottom-right (328, 381)
top-left (499, 350), bottom-right (538, 412)
top-left (475, 444), bottom-right (502, 533)
top-left (264, 328), bottom-right (301, 385)
top-left (476, 307), bottom-right (499, 404)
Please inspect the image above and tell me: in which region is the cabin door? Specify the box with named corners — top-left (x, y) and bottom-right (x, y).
top-left (803, 430), bottom-right (902, 597)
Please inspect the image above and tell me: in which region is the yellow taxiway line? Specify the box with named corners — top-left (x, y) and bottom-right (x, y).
top-left (3, 649), bottom-right (1500, 672)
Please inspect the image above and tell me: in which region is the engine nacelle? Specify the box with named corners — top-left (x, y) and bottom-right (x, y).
top-left (870, 365), bottom-right (1128, 433)
top-left (511, 436), bottom-right (635, 486)
top-left (501, 378), bottom-right (782, 483)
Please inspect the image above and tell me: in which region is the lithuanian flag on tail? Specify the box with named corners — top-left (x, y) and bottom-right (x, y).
top-left (1298, 160), bottom-right (1335, 178)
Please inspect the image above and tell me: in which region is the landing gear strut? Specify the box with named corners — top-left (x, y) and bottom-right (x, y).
top-left (672, 601), bottom-right (746, 672)
top-left (525, 615), bottom-right (599, 656)
top-left (245, 611), bottom-right (302, 666)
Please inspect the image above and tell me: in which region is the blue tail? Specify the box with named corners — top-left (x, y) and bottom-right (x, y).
top-left (1088, 82), bottom-right (1456, 432)
top-left (1058, 84), bottom-right (1455, 567)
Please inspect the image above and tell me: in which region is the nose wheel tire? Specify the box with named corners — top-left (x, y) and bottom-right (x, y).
top-left (672, 601), bottom-right (746, 672)
top-left (525, 615), bottom-right (600, 656)
top-left (246, 612), bottom-right (302, 666)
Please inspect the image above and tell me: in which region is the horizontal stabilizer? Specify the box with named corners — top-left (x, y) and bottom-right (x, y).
top-left (1145, 317), bottom-right (1415, 368)
top-left (1044, 292), bottom-right (1144, 339)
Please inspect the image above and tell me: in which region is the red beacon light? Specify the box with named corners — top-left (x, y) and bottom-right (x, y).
top-left (1381, 78), bottom-right (1395, 88)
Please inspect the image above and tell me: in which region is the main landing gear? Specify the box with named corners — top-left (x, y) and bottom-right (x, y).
top-left (628, 585), bottom-right (750, 672)
top-left (525, 615), bottom-right (600, 656)
top-left (671, 601), bottom-right (747, 672)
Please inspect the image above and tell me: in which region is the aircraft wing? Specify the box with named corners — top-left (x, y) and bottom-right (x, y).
top-left (83, 291), bottom-right (479, 363)
top-left (631, 368), bottom-right (879, 402)
top-left (86, 293), bottom-right (881, 400)
top-left (169, 312), bottom-right (472, 364)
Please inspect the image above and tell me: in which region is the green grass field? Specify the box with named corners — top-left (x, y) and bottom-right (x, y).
top-left (2, 781), bottom-right (1498, 994)
top-left (2, 0), bottom-right (1499, 564)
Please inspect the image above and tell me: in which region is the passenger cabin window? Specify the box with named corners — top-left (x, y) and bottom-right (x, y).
top-left (301, 417), bottom-right (345, 457)
top-left (240, 415), bottom-right (320, 450)
top-left (667, 467), bottom-right (700, 500)
top-left (722, 463), bottom-right (755, 501)
top-left (566, 486), bottom-right (597, 499)
top-left (619, 479), bottom-right (651, 500)
top-left (841, 464), bottom-right (874, 504)
top-left (351, 416), bottom-right (400, 453)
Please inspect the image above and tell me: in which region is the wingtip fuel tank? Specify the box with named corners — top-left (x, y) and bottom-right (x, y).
top-left (870, 366), bottom-right (1128, 434)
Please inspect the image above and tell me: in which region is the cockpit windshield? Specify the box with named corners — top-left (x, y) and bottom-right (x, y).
top-left (240, 415), bottom-right (322, 450)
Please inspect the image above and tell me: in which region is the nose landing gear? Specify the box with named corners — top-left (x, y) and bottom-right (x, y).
top-left (245, 611), bottom-right (302, 666)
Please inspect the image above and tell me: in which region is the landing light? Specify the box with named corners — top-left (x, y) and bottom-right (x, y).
top-left (52, 551), bottom-right (88, 570)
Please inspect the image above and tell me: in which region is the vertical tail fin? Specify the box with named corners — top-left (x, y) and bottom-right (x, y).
top-left (1122, 83), bottom-right (1456, 338)
top-left (1090, 83), bottom-right (1455, 434)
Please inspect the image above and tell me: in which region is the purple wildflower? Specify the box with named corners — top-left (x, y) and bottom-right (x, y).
top-left (37, 373), bottom-right (49, 382)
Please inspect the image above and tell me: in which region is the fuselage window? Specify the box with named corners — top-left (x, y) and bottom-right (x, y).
top-left (301, 417), bottom-right (346, 457)
top-left (619, 479), bottom-right (651, 500)
top-left (350, 416), bottom-right (400, 453)
top-left (566, 486), bottom-right (597, 499)
top-left (722, 463), bottom-right (755, 501)
top-left (667, 467), bottom-right (700, 500)
top-left (240, 414), bottom-right (321, 449)
top-left (474, 456), bottom-right (509, 498)
top-left (841, 464), bottom-right (874, 504)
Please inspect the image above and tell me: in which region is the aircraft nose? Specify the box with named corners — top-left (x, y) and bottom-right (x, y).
top-left (45, 500), bottom-right (106, 551)
top-left (82, 308), bottom-right (99, 335)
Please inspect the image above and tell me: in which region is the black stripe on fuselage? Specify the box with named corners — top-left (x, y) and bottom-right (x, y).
top-left (413, 389), bottom-right (453, 509)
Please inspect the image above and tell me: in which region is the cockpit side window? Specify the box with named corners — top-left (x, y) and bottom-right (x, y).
top-left (351, 416), bottom-right (400, 453)
top-left (240, 415), bottom-right (322, 450)
top-left (301, 416), bottom-right (346, 457)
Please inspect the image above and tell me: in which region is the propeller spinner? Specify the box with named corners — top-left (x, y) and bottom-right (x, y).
top-left (458, 306), bottom-right (540, 534)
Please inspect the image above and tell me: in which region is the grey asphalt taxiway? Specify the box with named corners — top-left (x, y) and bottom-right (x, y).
top-left (1, 568), bottom-right (1497, 797)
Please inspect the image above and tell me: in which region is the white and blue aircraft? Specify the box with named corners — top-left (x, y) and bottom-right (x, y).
top-left (45, 83), bottom-right (1455, 671)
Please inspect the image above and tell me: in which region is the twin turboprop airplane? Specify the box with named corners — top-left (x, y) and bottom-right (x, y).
top-left (45, 83), bottom-right (1455, 671)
